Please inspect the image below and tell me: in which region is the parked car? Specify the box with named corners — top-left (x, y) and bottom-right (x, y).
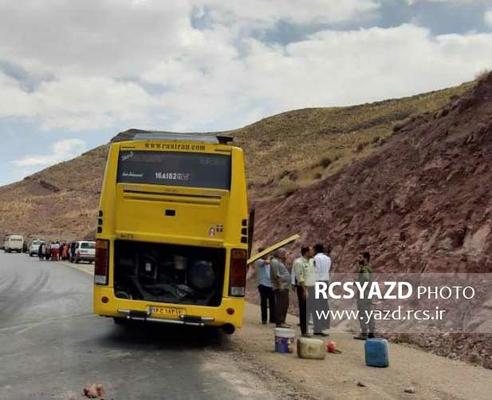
top-left (29, 239), bottom-right (45, 257)
top-left (71, 241), bottom-right (96, 263)
top-left (3, 235), bottom-right (24, 253)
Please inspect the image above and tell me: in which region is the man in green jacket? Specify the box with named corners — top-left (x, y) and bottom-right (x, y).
top-left (293, 246), bottom-right (315, 337)
top-left (354, 251), bottom-right (375, 340)
top-left (270, 249), bottom-right (291, 328)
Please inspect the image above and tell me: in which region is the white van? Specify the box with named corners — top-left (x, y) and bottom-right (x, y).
top-left (71, 241), bottom-right (96, 263)
top-left (4, 235), bottom-right (24, 253)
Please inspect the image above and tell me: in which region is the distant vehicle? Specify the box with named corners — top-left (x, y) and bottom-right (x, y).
top-left (4, 235), bottom-right (24, 253)
top-left (71, 241), bottom-right (96, 263)
top-left (29, 239), bottom-right (45, 257)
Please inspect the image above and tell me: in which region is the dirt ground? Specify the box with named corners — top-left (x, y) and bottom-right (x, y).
top-left (232, 303), bottom-right (492, 400)
top-left (62, 261), bottom-right (492, 400)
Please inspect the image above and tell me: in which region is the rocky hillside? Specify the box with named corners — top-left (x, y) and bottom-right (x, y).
top-left (253, 73), bottom-right (492, 274)
top-left (248, 72), bottom-right (492, 368)
top-left (0, 82), bottom-right (471, 242)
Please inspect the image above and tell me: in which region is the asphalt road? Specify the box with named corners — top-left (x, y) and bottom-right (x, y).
top-left (0, 252), bottom-right (278, 400)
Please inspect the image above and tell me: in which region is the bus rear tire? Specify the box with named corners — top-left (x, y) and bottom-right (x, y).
top-left (222, 324), bottom-right (235, 335)
top-left (113, 317), bottom-right (129, 326)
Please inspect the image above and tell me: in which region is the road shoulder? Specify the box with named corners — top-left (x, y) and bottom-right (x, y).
top-left (59, 260), bottom-right (94, 276)
top-left (234, 303), bottom-right (492, 400)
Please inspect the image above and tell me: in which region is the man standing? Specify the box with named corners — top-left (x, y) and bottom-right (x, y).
top-left (38, 242), bottom-right (45, 260)
top-left (270, 249), bottom-right (291, 328)
top-left (293, 246), bottom-right (315, 337)
top-left (52, 241), bottom-right (60, 261)
top-left (45, 242), bottom-right (51, 260)
top-left (253, 248), bottom-right (276, 325)
top-left (313, 243), bottom-right (331, 336)
top-left (354, 251), bottom-right (375, 340)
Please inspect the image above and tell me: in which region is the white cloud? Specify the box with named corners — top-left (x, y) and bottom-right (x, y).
top-left (0, 0), bottom-right (379, 77)
top-left (0, 72), bottom-right (34, 118)
top-left (195, 0), bottom-right (379, 27)
top-left (141, 24), bottom-right (492, 129)
top-left (0, 74), bottom-right (160, 130)
top-left (485, 10), bottom-right (492, 27)
top-left (405, 0), bottom-right (471, 4)
top-left (0, 0), bottom-right (193, 77)
top-left (0, 1), bottom-right (492, 136)
top-left (13, 139), bottom-right (87, 167)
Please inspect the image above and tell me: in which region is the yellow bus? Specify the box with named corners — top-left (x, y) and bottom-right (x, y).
top-left (93, 130), bottom-right (249, 333)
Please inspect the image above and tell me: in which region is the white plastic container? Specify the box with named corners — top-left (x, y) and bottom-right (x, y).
top-left (274, 328), bottom-right (295, 353)
top-left (297, 337), bottom-right (326, 360)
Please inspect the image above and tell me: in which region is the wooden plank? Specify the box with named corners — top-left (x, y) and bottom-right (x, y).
top-left (247, 234), bottom-right (300, 265)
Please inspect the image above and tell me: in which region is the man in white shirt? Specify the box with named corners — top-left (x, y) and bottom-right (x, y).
top-left (313, 243), bottom-right (331, 336)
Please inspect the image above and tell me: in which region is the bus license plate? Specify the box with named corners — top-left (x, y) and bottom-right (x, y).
top-left (149, 306), bottom-right (184, 319)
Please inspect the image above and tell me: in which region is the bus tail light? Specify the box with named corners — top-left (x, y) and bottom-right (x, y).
top-left (95, 239), bottom-right (109, 285)
top-left (229, 249), bottom-right (247, 297)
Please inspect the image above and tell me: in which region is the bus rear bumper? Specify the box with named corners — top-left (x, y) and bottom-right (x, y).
top-left (117, 309), bottom-right (214, 327)
top-left (93, 286), bottom-right (245, 329)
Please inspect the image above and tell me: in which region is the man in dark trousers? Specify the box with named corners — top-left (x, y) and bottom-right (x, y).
top-left (253, 248), bottom-right (276, 324)
top-left (354, 251), bottom-right (375, 340)
top-left (293, 246), bottom-right (315, 337)
top-left (270, 249), bottom-right (291, 328)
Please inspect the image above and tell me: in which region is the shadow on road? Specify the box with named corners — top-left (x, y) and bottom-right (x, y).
top-left (97, 320), bottom-right (231, 352)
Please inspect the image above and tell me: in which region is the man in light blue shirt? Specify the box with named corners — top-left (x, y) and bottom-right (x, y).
top-left (253, 248), bottom-right (276, 324)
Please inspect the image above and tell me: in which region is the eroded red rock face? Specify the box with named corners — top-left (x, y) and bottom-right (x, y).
top-left (254, 73), bottom-right (492, 275)
top-left (250, 73), bottom-right (492, 368)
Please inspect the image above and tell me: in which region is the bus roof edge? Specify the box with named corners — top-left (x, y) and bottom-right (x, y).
top-left (112, 129), bottom-right (234, 144)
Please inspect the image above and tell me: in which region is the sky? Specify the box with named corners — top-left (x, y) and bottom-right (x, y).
top-left (1, 0), bottom-right (492, 186)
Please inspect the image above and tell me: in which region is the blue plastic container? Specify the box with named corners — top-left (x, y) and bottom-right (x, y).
top-left (365, 338), bottom-right (389, 367)
top-left (274, 328), bottom-right (295, 353)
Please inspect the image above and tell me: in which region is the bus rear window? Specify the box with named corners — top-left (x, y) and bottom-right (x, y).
top-left (117, 151), bottom-right (231, 190)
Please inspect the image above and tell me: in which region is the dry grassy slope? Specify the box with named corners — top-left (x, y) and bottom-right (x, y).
top-left (0, 145), bottom-right (108, 241)
top-left (0, 82), bottom-right (471, 241)
top-left (235, 82), bottom-right (472, 198)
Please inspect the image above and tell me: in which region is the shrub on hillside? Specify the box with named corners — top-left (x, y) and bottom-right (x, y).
top-left (278, 181), bottom-right (299, 197)
top-left (319, 157), bottom-right (332, 168)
